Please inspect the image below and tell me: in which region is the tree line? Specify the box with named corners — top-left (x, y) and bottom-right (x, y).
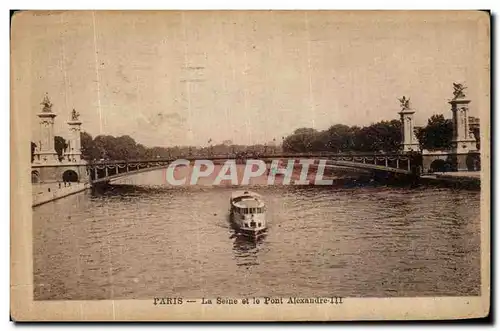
top-left (414, 114), bottom-right (479, 151)
top-left (61, 133), bottom-right (285, 161)
top-left (282, 114), bottom-right (479, 153)
top-left (30, 114), bottom-right (479, 162)
top-left (282, 120), bottom-right (402, 153)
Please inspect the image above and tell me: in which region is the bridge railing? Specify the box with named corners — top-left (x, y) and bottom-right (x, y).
top-left (87, 152), bottom-right (420, 182)
top-left (87, 151), bottom-right (417, 165)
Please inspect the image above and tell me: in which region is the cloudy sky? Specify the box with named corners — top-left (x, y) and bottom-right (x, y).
top-left (13, 11), bottom-right (487, 147)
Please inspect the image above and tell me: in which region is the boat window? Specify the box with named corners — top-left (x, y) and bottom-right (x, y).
top-left (258, 223), bottom-right (261, 227)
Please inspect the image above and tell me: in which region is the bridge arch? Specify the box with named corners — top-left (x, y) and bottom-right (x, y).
top-left (429, 159), bottom-right (452, 173)
top-left (88, 154), bottom-right (416, 185)
top-left (466, 152), bottom-right (481, 171)
top-left (31, 170), bottom-right (40, 183)
top-left (62, 169), bottom-right (79, 182)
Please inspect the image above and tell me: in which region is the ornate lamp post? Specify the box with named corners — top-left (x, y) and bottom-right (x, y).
top-left (208, 138), bottom-right (213, 157)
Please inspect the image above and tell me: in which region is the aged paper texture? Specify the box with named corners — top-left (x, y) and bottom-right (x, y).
top-left (11, 10), bottom-right (490, 321)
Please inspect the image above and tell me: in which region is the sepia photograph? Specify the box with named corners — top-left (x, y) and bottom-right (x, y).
top-left (10, 9), bottom-right (490, 321)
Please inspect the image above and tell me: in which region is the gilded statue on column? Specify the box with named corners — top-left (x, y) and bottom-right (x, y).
top-left (71, 109), bottom-right (80, 121)
top-left (398, 96), bottom-right (411, 110)
top-left (452, 83), bottom-right (467, 100)
top-left (40, 93), bottom-right (53, 112)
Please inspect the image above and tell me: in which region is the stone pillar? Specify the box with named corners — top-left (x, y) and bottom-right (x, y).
top-left (33, 94), bottom-right (59, 164)
top-left (449, 84), bottom-right (477, 171)
top-left (449, 100), bottom-right (476, 153)
top-left (398, 97), bottom-right (419, 152)
top-left (64, 109), bottom-right (83, 163)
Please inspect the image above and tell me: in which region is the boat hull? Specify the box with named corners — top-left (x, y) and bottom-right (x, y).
top-left (229, 210), bottom-right (267, 238)
top-left (237, 225), bottom-right (267, 238)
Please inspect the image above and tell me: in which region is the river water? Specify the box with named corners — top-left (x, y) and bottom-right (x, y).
top-left (33, 166), bottom-right (481, 300)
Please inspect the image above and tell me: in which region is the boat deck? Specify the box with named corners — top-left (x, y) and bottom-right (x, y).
top-left (231, 191), bottom-right (265, 209)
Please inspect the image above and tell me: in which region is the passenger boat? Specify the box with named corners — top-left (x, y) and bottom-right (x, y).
top-left (229, 191), bottom-right (267, 238)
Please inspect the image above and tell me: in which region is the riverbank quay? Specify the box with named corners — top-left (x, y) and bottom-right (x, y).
top-left (32, 182), bottom-right (90, 207)
top-left (420, 171), bottom-right (481, 190)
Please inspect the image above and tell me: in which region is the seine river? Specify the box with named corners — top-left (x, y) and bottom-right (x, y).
top-left (33, 167), bottom-right (481, 300)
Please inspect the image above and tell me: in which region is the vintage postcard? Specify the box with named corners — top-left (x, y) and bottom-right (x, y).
top-left (11, 10), bottom-right (490, 321)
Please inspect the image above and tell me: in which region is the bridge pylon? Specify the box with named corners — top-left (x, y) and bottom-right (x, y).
top-left (31, 97), bottom-right (88, 184)
top-left (33, 93), bottom-right (59, 164)
top-left (398, 96), bottom-right (419, 152)
top-left (449, 83), bottom-right (478, 171)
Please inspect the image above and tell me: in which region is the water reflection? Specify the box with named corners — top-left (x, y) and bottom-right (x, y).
top-left (228, 209), bottom-right (268, 268)
top-left (231, 233), bottom-right (266, 267)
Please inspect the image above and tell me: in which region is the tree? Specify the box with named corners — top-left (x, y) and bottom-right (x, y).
top-left (324, 124), bottom-right (356, 152)
top-left (135, 143), bottom-right (148, 159)
top-left (414, 114), bottom-right (453, 151)
top-left (283, 128), bottom-right (323, 153)
top-left (93, 135), bottom-right (117, 160)
top-left (351, 120), bottom-right (401, 152)
top-left (372, 120), bottom-right (402, 152)
top-left (54, 136), bottom-right (67, 161)
top-left (114, 135), bottom-right (139, 160)
top-left (80, 132), bottom-right (100, 161)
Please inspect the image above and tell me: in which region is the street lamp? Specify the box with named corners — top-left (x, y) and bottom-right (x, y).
top-left (208, 138), bottom-right (213, 157)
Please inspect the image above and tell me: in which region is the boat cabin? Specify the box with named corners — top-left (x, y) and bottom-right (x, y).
top-left (231, 191), bottom-right (265, 215)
